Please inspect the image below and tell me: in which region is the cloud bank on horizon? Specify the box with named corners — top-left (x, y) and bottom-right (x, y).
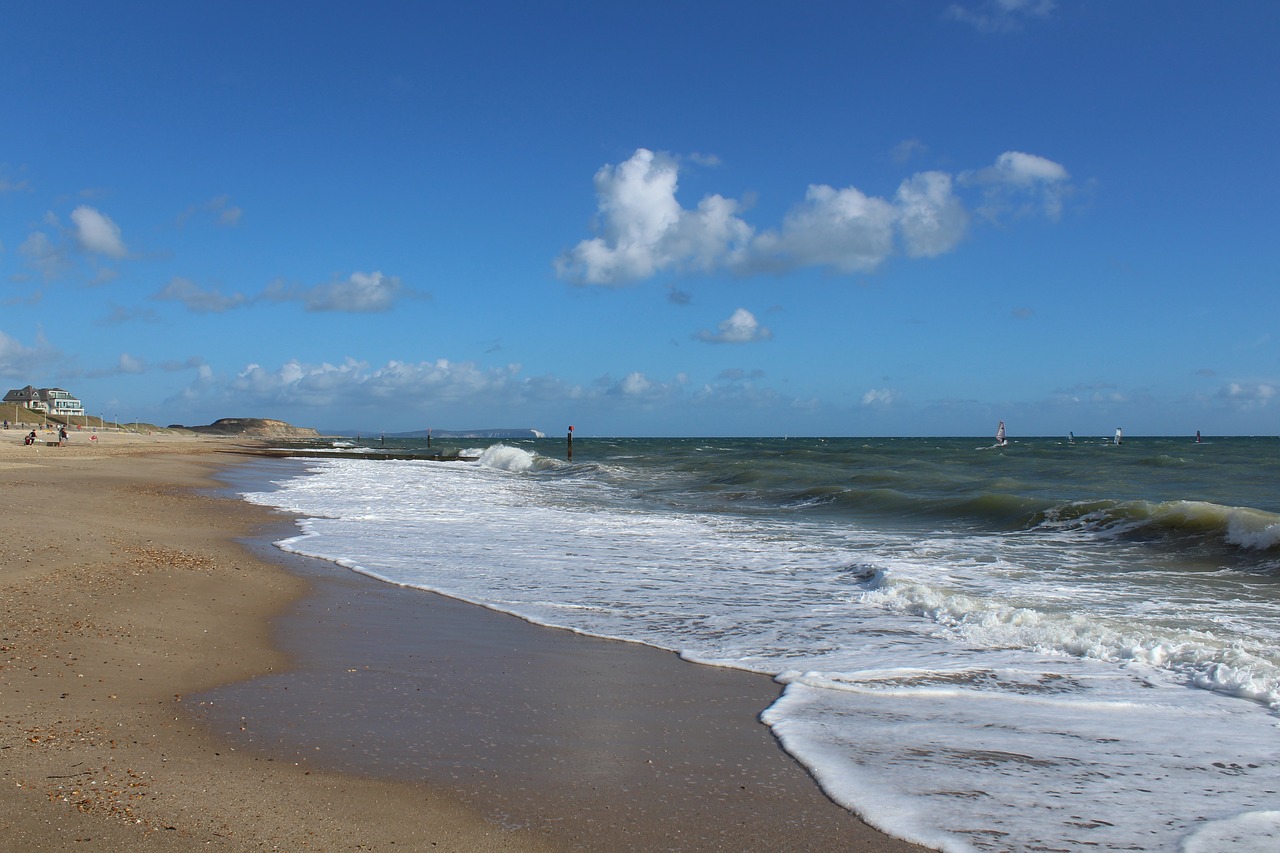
top-left (555, 148), bottom-right (1070, 286)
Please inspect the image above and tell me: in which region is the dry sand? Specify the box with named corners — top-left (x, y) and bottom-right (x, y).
top-left (0, 429), bottom-right (927, 852)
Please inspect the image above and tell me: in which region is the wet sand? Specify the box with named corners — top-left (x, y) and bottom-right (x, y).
top-left (0, 431), bottom-right (926, 851)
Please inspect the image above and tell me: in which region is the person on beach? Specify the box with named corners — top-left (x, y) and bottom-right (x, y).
top-left (59, 426), bottom-right (68, 446)
top-left (24, 430), bottom-right (36, 445)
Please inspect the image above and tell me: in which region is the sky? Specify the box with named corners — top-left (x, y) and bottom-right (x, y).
top-left (2, 1), bottom-right (1278, 437)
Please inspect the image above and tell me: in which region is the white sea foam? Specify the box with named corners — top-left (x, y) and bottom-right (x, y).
top-left (476, 443), bottom-right (538, 472)
top-left (1183, 811), bottom-right (1280, 852)
top-left (241, 453), bottom-right (1280, 852)
top-left (1225, 507), bottom-right (1280, 550)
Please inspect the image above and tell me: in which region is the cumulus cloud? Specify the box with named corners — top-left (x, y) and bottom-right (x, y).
top-left (1218, 381), bottom-right (1276, 408)
top-left (600, 370), bottom-right (688, 401)
top-left (555, 149), bottom-right (753, 285)
top-left (153, 277), bottom-right (251, 313)
top-left (861, 388), bottom-right (900, 406)
top-left (262, 271), bottom-right (406, 312)
top-left (557, 147), bottom-right (1068, 285)
top-left (70, 206), bottom-right (129, 258)
top-left (894, 171), bottom-right (969, 258)
top-left (749, 184), bottom-right (898, 274)
top-left (960, 150), bottom-right (1071, 220)
top-left (18, 206), bottom-right (136, 283)
top-left (695, 308), bottom-right (773, 344)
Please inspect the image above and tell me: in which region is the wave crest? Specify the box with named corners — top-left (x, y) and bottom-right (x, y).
top-left (1038, 499), bottom-right (1280, 553)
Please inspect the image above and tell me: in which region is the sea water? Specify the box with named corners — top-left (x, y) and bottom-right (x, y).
top-left (238, 436), bottom-right (1280, 852)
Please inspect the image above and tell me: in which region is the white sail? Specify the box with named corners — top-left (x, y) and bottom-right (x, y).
top-left (1114, 427), bottom-right (1123, 445)
top-left (996, 421), bottom-right (1006, 444)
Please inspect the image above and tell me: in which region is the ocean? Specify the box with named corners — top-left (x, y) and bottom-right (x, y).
top-left (235, 435), bottom-right (1280, 852)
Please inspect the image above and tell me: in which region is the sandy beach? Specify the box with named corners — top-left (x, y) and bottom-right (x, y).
top-left (0, 430), bottom-right (926, 852)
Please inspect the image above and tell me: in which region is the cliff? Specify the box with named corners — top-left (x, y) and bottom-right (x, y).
top-left (185, 418), bottom-right (321, 438)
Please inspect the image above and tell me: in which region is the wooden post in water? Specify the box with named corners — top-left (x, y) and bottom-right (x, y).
top-left (567, 425), bottom-right (574, 461)
top-left (427, 428), bottom-right (432, 448)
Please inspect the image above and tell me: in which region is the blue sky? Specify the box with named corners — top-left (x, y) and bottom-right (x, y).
top-left (2, 1), bottom-right (1277, 437)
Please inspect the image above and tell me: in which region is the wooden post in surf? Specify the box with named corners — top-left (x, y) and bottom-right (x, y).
top-left (567, 425), bottom-right (574, 461)
top-left (427, 428), bottom-right (431, 448)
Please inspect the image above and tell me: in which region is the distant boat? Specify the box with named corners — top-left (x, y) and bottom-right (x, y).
top-left (1068, 431), bottom-right (1075, 444)
top-left (1114, 427), bottom-right (1123, 446)
top-left (996, 421), bottom-right (1008, 446)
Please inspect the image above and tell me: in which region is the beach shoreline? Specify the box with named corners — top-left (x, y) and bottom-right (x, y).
top-left (0, 433), bottom-right (924, 851)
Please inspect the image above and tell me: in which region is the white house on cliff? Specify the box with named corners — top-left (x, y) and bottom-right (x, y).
top-left (3, 385), bottom-right (85, 417)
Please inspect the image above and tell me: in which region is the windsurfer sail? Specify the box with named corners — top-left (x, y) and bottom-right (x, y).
top-left (996, 421), bottom-right (1007, 446)
top-left (1114, 427), bottom-right (1123, 446)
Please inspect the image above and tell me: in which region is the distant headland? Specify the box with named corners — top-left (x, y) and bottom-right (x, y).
top-left (175, 418), bottom-right (322, 439)
top-left (331, 427), bottom-right (545, 440)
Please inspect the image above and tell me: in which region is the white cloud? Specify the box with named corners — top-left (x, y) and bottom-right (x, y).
top-left (1218, 382), bottom-right (1276, 409)
top-left (153, 277), bottom-right (251, 313)
top-left (990, 150), bottom-right (1069, 184)
top-left (861, 388), bottom-right (900, 406)
top-left (555, 148), bottom-right (753, 285)
top-left (70, 206), bottom-right (128, 258)
top-left (894, 171), bottom-right (969, 258)
top-left (263, 271), bottom-right (406, 312)
top-left (619, 372), bottom-right (655, 395)
top-left (307, 271), bottom-right (403, 312)
top-left (558, 147), bottom-right (1068, 285)
top-left (170, 354), bottom-right (837, 433)
top-left (117, 352), bottom-right (146, 374)
top-left (695, 308), bottom-right (773, 344)
top-left (225, 358), bottom-right (525, 408)
top-left (748, 184), bottom-right (897, 275)
top-left (960, 151), bottom-right (1071, 220)
top-left (602, 370), bottom-right (687, 401)
top-left (156, 271), bottom-right (410, 314)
